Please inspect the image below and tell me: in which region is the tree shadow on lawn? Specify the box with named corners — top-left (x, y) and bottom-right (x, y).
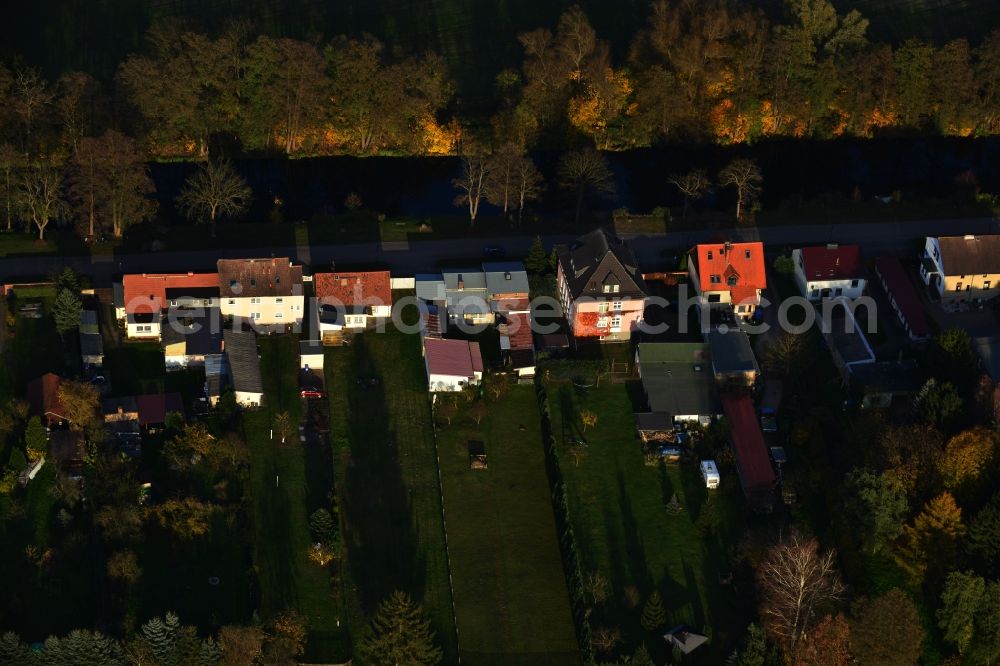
top-left (253, 453), bottom-right (299, 615)
top-left (340, 336), bottom-right (423, 613)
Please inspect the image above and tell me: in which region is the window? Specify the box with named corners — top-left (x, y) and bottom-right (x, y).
top-left (251, 312), bottom-right (261, 320)
top-left (610, 315), bottom-right (622, 330)
top-left (956, 282), bottom-right (963, 291)
top-left (603, 284), bottom-right (611, 293)
top-left (985, 281), bottom-right (993, 290)
top-left (597, 316), bottom-right (609, 328)
top-left (850, 279), bottom-right (859, 288)
top-left (710, 275), bottom-right (721, 285)
top-left (811, 289), bottom-right (819, 298)
top-left (612, 300), bottom-right (623, 311)
top-left (275, 297), bottom-right (283, 304)
top-left (170, 299), bottom-right (177, 306)
top-left (250, 278), bottom-right (256, 287)
top-left (727, 275), bottom-right (738, 287)
top-left (744, 249), bottom-right (751, 259)
top-left (598, 302), bottom-right (609, 313)
top-left (707, 250), bottom-right (713, 260)
top-left (228, 299), bottom-right (236, 305)
top-left (250, 297), bottom-right (261, 304)
top-left (707, 294), bottom-right (721, 303)
top-left (834, 288), bottom-right (843, 296)
top-left (275, 313), bottom-right (283, 319)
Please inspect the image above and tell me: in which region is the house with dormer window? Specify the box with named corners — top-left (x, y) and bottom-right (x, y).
top-left (688, 241), bottom-right (766, 319)
top-left (555, 228), bottom-right (648, 342)
top-left (217, 258), bottom-right (304, 329)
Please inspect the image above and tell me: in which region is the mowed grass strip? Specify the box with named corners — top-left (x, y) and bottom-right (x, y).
top-left (246, 335), bottom-right (347, 662)
top-left (545, 378), bottom-right (750, 661)
top-left (436, 386), bottom-right (580, 665)
top-left (325, 328), bottom-right (457, 661)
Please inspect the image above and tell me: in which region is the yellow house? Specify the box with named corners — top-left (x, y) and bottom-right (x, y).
top-left (921, 235), bottom-right (1000, 309)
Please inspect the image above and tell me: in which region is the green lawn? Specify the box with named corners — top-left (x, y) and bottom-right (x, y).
top-left (246, 335), bottom-right (348, 662)
top-left (435, 386), bottom-right (580, 664)
top-left (324, 327), bottom-right (457, 661)
top-left (543, 373), bottom-right (752, 663)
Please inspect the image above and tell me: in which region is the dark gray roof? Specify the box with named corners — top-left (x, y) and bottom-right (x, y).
top-left (223, 330), bottom-right (263, 394)
top-left (205, 353), bottom-right (229, 398)
top-left (939, 235), bottom-right (1000, 276)
top-left (707, 330), bottom-right (759, 376)
top-left (851, 360), bottom-right (925, 394)
top-left (555, 228), bottom-right (647, 299)
top-left (634, 412), bottom-right (673, 431)
top-left (162, 308), bottom-right (223, 356)
top-left (640, 361), bottom-right (720, 417)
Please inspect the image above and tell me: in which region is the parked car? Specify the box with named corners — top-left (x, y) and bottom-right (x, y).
top-left (700, 460), bottom-right (720, 489)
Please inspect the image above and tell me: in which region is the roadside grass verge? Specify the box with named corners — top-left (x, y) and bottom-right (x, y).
top-left (435, 385), bottom-right (580, 664)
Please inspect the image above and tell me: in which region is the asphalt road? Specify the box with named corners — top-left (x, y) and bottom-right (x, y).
top-left (2, 216), bottom-right (996, 286)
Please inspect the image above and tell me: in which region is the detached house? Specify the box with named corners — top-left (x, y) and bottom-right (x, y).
top-left (921, 234), bottom-right (1000, 308)
top-left (793, 244), bottom-right (865, 301)
top-left (689, 241), bottom-right (766, 319)
top-left (218, 258), bottom-right (304, 328)
top-left (555, 229), bottom-right (648, 342)
top-left (121, 272), bottom-right (219, 339)
top-left (313, 270), bottom-right (392, 341)
top-left (223, 330), bottom-right (264, 407)
top-left (423, 337), bottom-right (484, 392)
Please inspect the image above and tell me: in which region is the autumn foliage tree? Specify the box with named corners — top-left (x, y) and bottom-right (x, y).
top-left (794, 613), bottom-right (851, 666)
top-left (939, 428), bottom-right (998, 491)
top-left (895, 491), bottom-right (966, 582)
top-left (849, 589), bottom-right (924, 666)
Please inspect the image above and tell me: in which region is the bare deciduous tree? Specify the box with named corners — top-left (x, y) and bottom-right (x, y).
top-left (719, 158), bottom-right (763, 222)
top-left (558, 148), bottom-right (615, 225)
top-left (0, 144), bottom-right (20, 231)
top-left (453, 154), bottom-right (491, 225)
top-left (18, 164), bottom-right (67, 241)
top-left (177, 159), bottom-right (252, 238)
top-left (584, 571), bottom-right (609, 606)
top-left (513, 154), bottom-right (544, 226)
top-left (11, 68), bottom-right (53, 154)
top-left (669, 169), bottom-right (710, 218)
top-left (757, 531), bottom-right (845, 651)
top-left (591, 626), bottom-right (621, 655)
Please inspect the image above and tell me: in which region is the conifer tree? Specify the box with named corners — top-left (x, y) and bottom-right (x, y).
top-left (641, 590), bottom-right (667, 631)
top-left (357, 590), bottom-right (442, 665)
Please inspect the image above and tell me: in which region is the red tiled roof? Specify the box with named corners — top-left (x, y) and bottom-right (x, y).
top-left (874, 257), bottom-right (929, 338)
top-left (123, 273), bottom-right (219, 314)
top-left (425, 338), bottom-right (483, 378)
top-left (27, 373), bottom-right (66, 423)
top-left (730, 286), bottom-right (760, 307)
top-left (217, 258), bottom-right (302, 298)
top-left (721, 394), bottom-right (775, 494)
top-left (137, 393), bottom-right (185, 425)
top-left (504, 312), bottom-right (534, 351)
top-left (693, 242), bottom-right (766, 293)
top-left (314, 271), bottom-right (392, 307)
top-left (800, 245), bottom-right (862, 281)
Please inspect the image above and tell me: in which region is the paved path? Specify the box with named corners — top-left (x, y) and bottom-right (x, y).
top-left (1, 217), bottom-right (996, 287)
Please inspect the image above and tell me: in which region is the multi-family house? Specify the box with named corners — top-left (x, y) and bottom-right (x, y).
top-left (792, 244), bottom-right (865, 301)
top-left (688, 241), bottom-right (766, 320)
top-left (121, 272), bottom-right (219, 339)
top-left (555, 228), bottom-right (648, 342)
top-left (920, 234), bottom-right (1000, 308)
top-left (218, 258), bottom-right (304, 328)
top-left (313, 270), bottom-right (392, 340)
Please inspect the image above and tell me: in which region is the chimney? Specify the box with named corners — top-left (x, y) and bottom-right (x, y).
top-left (826, 243), bottom-right (838, 250)
top-left (458, 275), bottom-right (464, 290)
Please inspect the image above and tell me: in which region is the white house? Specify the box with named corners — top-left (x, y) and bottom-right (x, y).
top-left (218, 258), bottom-right (304, 328)
top-left (920, 235), bottom-right (1000, 308)
top-left (313, 270), bottom-right (392, 337)
top-left (423, 337), bottom-right (484, 392)
top-left (792, 244), bottom-right (865, 301)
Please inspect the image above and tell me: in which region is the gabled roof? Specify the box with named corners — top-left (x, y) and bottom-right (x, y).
top-left (137, 393), bottom-right (184, 425)
top-left (637, 344), bottom-right (719, 417)
top-left (424, 338), bottom-right (483, 378)
top-left (483, 262), bottom-right (530, 297)
top-left (223, 330), bottom-right (264, 394)
top-left (721, 394), bottom-right (775, 493)
top-left (637, 342), bottom-right (710, 365)
top-left (500, 312), bottom-right (534, 351)
top-left (314, 270), bottom-right (392, 307)
top-left (800, 245), bottom-right (863, 281)
top-left (27, 373), bottom-right (66, 422)
top-left (691, 242), bottom-right (766, 293)
top-left (555, 228), bottom-right (648, 300)
top-left (442, 269), bottom-right (487, 291)
top-left (217, 258), bottom-right (302, 298)
top-left (874, 257), bottom-right (929, 338)
top-left (122, 272), bottom-right (219, 314)
top-left (938, 235), bottom-right (1000, 276)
